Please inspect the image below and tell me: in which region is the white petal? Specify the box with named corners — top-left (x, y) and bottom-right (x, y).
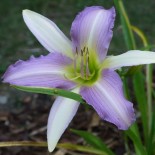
top-left (47, 96), bottom-right (80, 152)
top-left (102, 50), bottom-right (155, 70)
top-left (23, 10), bottom-right (72, 57)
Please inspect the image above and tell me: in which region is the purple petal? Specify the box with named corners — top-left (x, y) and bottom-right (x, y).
top-left (47, 96), bottom-right (80, 152)
top-left (80, 69), bottom-right (135, 130)
top-left (2, 53), bottom-right (75, 89)
top-left (70, 6), bottom-right (115, 61)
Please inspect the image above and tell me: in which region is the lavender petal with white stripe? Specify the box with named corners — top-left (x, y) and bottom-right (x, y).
top-left (80, 69), bottom-right (135, 130)
top-left (71, 6), bottom-right (115, 61)
top-left (3, 52), bottom-right (75, 89)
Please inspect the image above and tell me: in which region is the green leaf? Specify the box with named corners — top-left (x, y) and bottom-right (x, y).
top-left (114, 0), bottom-right (136, 50)
top-left (114, 2), bottom-right (148, 154)
top-left (125, 26), bottom-right (150, 76)
top-left (125, 125), bottom-right (147, 155)
top-left (12, 85), bottom-right (85, 103)
top-left (71, 129), bottom-right (114, 155)
top-left (152, 110), bottom-right (155, 154)
top-left (131, 25), bottom-right (148, 48)
top-left (114, 0), bottom-right (143, 76)
top-left (146, 106), bottom-right (155, 155)
top-left (133, 72), bottom-right (148, 143)
top-left (58, 143), bottom-right (109, 155)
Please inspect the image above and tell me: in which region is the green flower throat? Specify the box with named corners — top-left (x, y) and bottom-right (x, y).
top-left (66, 47), bottom-right (101, 86)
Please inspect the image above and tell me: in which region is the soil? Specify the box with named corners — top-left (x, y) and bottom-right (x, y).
top-left (0, 85), bottom-right (126, 155)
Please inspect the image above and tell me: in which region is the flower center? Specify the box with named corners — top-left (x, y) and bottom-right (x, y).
top-left (66, 47), bottom-right (100, 86)
top-left (74, 47), bottom-right (93, 80)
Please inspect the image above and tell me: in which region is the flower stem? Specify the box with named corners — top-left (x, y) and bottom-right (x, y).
top-left (0, 141), bottom-right (107, 155)
top-left (0, 141), bottom-right (47, 147)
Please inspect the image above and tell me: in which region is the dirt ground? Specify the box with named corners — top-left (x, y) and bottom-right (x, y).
top-left (0, 85), bottom-right (126, 155)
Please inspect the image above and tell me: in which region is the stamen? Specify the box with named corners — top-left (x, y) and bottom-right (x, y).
top-left (83, 47), bottom-right (86, 54)
top-left (80, 48), bottom-right (84, 78)
top-left (73, 46), bottom-right (91, 80)
top-left (86, 47), bottom-right (90, 79)
top-left (74, 47), bottom-right (78, 76)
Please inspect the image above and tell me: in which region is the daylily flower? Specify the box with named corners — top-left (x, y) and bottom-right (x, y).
top-left (2, 6), bottom-right (155, 152)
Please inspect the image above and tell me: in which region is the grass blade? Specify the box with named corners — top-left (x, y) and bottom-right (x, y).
top-left (114, 0), bottom-right (136, 50)
top-left (133, 71), bottom-right (148, 143)
top-left (71, 129), bottom-right (114, 155)
top-left (125, 125), bottom-right (147, 155)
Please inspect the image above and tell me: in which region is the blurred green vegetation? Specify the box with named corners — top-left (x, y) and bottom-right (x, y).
top-left (0, 0), bottom-right (155, 73)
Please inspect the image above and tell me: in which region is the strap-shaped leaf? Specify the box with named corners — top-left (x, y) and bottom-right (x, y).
top-left (12, 85), bottom-right (85, 103)
top-left (71, 129), bottom-right (114, 155)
